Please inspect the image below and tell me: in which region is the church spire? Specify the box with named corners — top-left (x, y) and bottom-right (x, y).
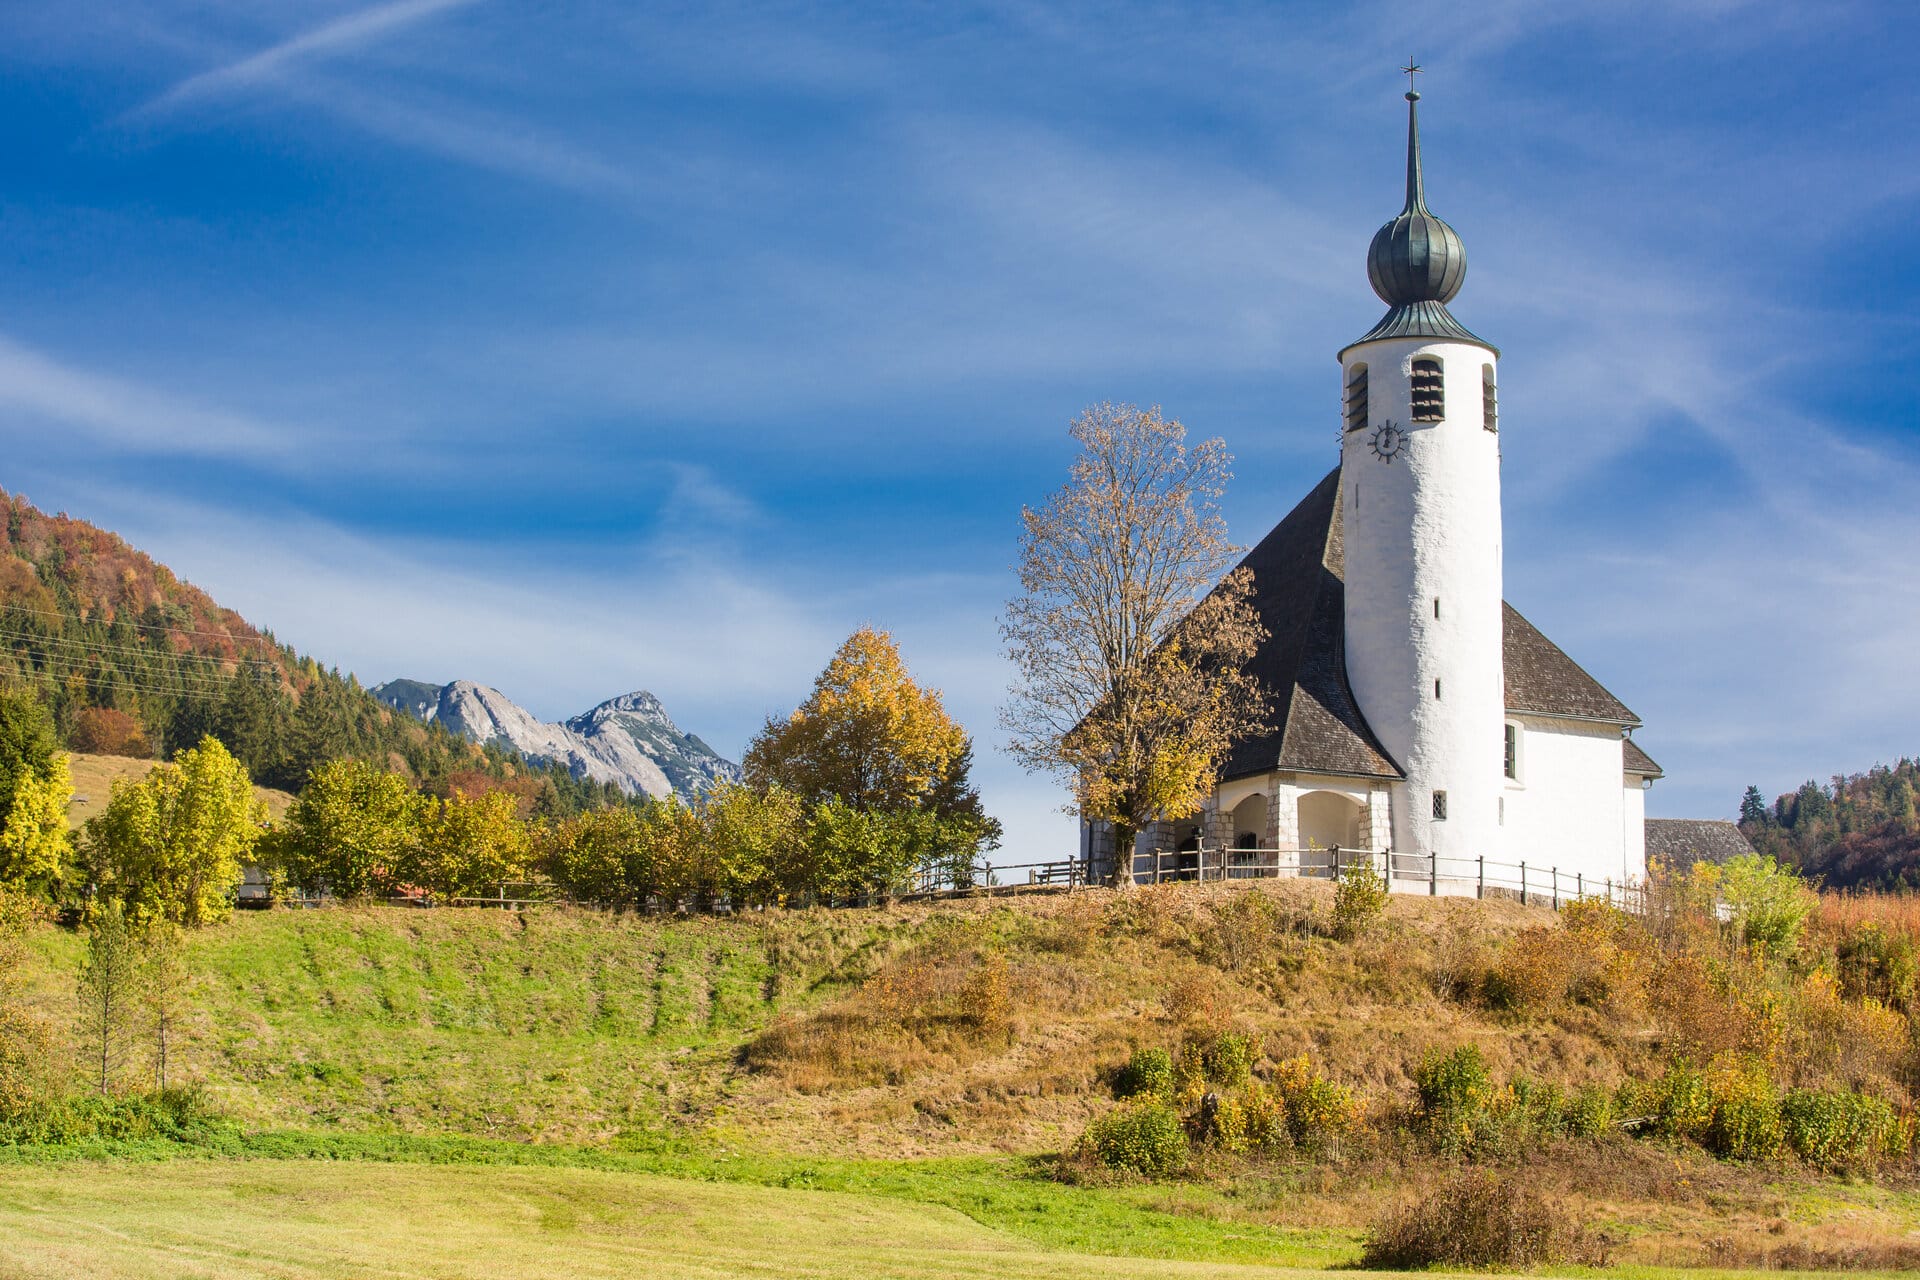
top-left (1402, 59), bottom-right (1426, 214)
top-left (1344, 64), bottom-right (1496, 357)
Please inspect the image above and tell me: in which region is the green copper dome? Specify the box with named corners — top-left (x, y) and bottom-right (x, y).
top-left (1343, 85), bottom-right (1496, 360)
top-left (1366, 91), bottom-right (1465, 306)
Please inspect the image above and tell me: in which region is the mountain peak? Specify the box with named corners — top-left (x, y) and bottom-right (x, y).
top-left (372, 679), bottom-right (737, 802)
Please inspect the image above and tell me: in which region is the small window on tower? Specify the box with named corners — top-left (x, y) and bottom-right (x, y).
top-left (1434, 678), bottom-right (1443, 700)
top-left (1410, 357), bottom-right (1444, 423)
top-left (1344, 365), bottom-right (1369, 432)
top-left (1433, 597), bottom-right (1441, 619)
top-left (1504, 722), bottom-right (1519, 779)
top-left (1432, 790), bottom-right (1448, 821)
top-left (1482, 364), bottom-right (1498, 433)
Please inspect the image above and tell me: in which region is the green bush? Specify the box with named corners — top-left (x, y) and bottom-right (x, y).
top-left (1645, 1057), bottom-right (1782, 1160)
top-left (1113, 1047), bottom-right (1174, 1101)
top-left (1202, 1032), bottom-right (1255, 1089)
top-left (1414, 1044), bottom-right (1495, 1153)
top-left (0, 1088), bottom-right (226, 1146)
top-left (1781, 1089), bottom-right (1900, 1172)
top-left (1081, 1100), bottom-right (1189, 1177)
top-left (1332, 857), bottom-right (1388, 940)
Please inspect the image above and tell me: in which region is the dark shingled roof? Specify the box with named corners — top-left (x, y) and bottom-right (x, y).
top-left (1504, 605), bottom-right (1639, 726)
top-left (1222, 468), bottom-right (1403, 782)
top-left (1221, 464), bottom-right (1643, 782)
top-left (1624, 738), bottom-right (1663, 778)
top-left (1645, 818), bottom-right (1755, 868)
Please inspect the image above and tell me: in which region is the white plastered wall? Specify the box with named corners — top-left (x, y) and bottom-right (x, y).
top-left (1499, 714), bottom-right (1632, 889)
top-left (1621, 772), bottom-right (1648, 884)
top-left (1340, 336), bottom-right (1504, 862)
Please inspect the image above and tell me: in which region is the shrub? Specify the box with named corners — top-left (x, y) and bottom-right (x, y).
top-left (1114, 1047), bottom-right (1174, 1101)
top-left (1781, 1089), bottom-right (1901, 1171)
top-left (1361, 1169), bottom-right (1608, 1270)
top-left (1331, 857), bottom-right (1387, 940)
top-left (1701, 1055), bottom-right (1783, 1161)
top-left (1081, 1100), bottom-right (1189, 1177)
top-left (1414, 1043), bottom-right (1495, 1153)
top-left (954, 951), bottom-right (1011, 1034)
top-left (1241, 1082), bottom-right (1289, 1151)
top-left (0, 1087), bottom-right (225, 1145)
top-left (1195, 1090), bottom-right (1249, 1154)
top-left (1833, 921), bottom-right (1919, 1010)
top-left (1720, 853), bottom-right (1817, 957)
top-left (1202, 1032), bottom-right (1255, 1089)
top-left (1270, 1053), bottom-right (1358, 1152)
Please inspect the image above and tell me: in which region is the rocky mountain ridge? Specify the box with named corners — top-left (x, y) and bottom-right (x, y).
top-left (371, 679), bottom-right (739, 803)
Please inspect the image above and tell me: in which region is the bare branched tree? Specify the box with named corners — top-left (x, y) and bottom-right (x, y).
top-left (1000, 403), bottom-right (1270, 885)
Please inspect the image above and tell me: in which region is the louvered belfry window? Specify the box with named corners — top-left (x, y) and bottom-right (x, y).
top-left (1482, 365), bottom-right (1498, 432)
top-left (1410, 357), bottom-right (1444, 422)
top-left (1344, 365), bottom-right (1369, 432)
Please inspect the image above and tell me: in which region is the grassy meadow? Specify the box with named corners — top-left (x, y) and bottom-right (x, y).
top-left (9, 882), bottom-right (1920, 1274)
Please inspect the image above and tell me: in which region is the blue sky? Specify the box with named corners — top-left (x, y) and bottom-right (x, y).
top-left (2, 1), bottom-right (1917, 856)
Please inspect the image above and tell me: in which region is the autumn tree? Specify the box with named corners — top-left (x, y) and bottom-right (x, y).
top-left (700, 782), bottom-right (806, 908)
top-left (274, 758), bottom-right (423, 899)
top-left (0, 688), bottom-right (60, 843)
top-left (401, 789), bottom-right (534, 901)
top-left (540, 805), bottom-right (647, 908)
top-left (1000, 403), bottom-right (1269, 885)
top-left (84, 736), bottom-right (265, 928)
top-left (744, 627), bottom-right (1001, 868)
top-left (0, 749), bottom-right (73, 894)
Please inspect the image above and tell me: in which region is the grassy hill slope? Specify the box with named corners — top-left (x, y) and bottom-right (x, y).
top-left (13, 884), bottom-right (1920, 1270)
top-left (63, 750), bottom-right (296, 828)
top-left (20, 883), bottom-right (1578, 1152)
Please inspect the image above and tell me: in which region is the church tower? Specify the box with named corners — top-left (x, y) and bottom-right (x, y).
top-left (1338, 77), bottom-right (1504, 864)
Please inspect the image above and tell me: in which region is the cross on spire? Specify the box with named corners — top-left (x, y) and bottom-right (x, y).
top-left (1401, 58), bottom-right (1422, 101)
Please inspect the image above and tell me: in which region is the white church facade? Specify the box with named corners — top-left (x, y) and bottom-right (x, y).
top-left (1083, 83), bottom-right (1660, 895)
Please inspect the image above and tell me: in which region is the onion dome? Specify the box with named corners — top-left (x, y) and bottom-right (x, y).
top-left (1342, 79), bottom-right (1496, 359)
top-left (1367, 90), bottom-right (1465, 305)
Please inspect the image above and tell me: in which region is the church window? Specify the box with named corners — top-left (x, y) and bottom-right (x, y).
top-left (1410, 357), bottom-right (1444, 422)
top-left (1482, 364), bottom-right (1498, 432)
top-left (1344, 365), bottom-right (1369, 432)
top-left (1433, 597), bottom-right (1440, 619)
top-left (1504, 721), bottom-right (1523, 781)
top-left (1434, 678), bottom-right (1442, 700)
top-left (1431, 790), bottom-right (1448, 821)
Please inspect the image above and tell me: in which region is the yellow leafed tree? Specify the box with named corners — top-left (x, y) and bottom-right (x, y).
top-left (744, 627), bottom-right (969, 813)
top-left (0, 751), bottom-right (73, 892)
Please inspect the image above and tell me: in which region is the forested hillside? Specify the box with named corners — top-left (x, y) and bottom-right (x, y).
top-left (0, 488), bottom-right (624, 814)
top-left (1741, 758), bottom-right (1920, 890)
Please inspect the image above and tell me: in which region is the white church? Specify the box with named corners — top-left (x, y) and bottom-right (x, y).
top-left (1084, 83), bottom-right (1660, 896)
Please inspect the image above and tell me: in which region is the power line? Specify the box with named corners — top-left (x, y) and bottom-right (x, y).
top-left (0, 599), bottom-right (285, 648)
top-left (0, 625), bottom-right (280, 671)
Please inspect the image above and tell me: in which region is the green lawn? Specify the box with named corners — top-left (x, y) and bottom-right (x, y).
top-left (0, 1157), bottom-right (1909, 1280)
top-left (0, 1158), bottom-right (1331, 1280)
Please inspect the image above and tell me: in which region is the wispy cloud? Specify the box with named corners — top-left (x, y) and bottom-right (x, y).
top-left (0, 333), bottom-right (295, 460)
top-left (128, 0), bottom-right (481, 119)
